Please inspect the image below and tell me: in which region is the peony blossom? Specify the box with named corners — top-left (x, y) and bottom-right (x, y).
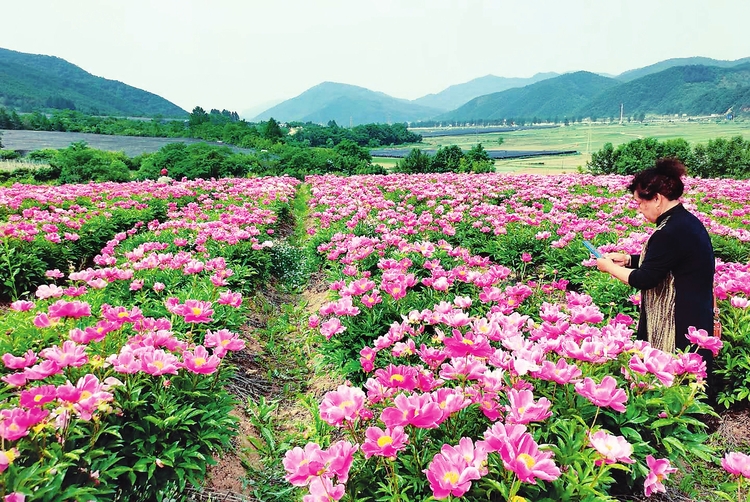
top-left (182, 345), bottom-right (221, 374)
top-left (574, 376), bottom-right (628, 412)
top-left (685, 326), bottom-right (723, 357)
top-left (644, 455), bottom-right (678, 496)
top-left (361, 426), bottom-right (408, 459)
top-left (318, 385), bottom-right (367, 427)
top-left (722, 451), bottom-right (750, 478)
top-left (425, 448), bottom-right (482, 499)
top-left (588, 430), bottom-right (634, 465)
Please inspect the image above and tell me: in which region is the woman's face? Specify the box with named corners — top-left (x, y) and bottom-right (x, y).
top-left (634, 193), bottom-right (661, 223)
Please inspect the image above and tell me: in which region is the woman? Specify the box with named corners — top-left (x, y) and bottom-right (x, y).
top-left (595, 158), bottom-right (715, 375)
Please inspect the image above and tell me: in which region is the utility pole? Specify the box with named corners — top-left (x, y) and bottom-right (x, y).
top-left (620, 103), bottom-right (624, 125)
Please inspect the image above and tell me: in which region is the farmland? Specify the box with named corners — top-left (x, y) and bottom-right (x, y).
top-left (1, 172), bottom-right (749, 501)
top-left (404, 120), bottom-right (750, 174)
top-left (0, 129), bottom-right (250, 157)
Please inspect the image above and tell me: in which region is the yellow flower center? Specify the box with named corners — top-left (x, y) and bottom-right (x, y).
top-left (80, 391), bottom-right (92, 400)
top-left (517, 453), bottom-right (536, 469)
top-left (194, 357), bottom-right (206, 366)
top-left (443, 471), bottom-right (460, 484)
top-left (377, 436), bottom-right (393, 448)
top-left (5, 450), bottom-right (17, 463)
top-left (191, 307), bottom-right (202, 316)
top-left (153, 361), bottom-right (164, 369)
top-left (34, 394), bottom-right (44, 402)
top-left (390, 374), bottom-right (404, 383)
top-left (338, 400), bottom-right (354, 409)
top-left (462, 338), bottom-right (474, 345)
top-left (117, 312), bottom-right (128, 318)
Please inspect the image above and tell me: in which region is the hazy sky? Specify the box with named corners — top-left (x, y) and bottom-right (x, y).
top-left (1, 0), bottom-right (748, 116)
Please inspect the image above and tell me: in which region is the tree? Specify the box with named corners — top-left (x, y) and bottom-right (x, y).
top-left (586, 142), bottom-right (616, 174)
top-left (262, 117), bottom-right (284, 143)
top-left (188, 106), bottom-right (210, 127)
top-left (431, 145), bottom-right (464, 173)
top-left (394, 148), bottom-right (431, 174)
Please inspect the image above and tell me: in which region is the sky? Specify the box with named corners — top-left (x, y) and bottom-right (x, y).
top-left (1, 0), bottom-right (748, 117)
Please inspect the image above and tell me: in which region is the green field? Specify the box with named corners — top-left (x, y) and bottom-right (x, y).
top-left (378, 120), bottom-right (750, 174)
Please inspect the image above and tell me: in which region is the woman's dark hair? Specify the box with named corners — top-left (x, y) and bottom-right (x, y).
top-left (627, 157), bottom-right (687, 201)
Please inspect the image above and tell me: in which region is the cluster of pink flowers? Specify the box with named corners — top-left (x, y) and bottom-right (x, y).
top-left (283, 441), bottom-right (357, 502)
top-left (286, 173), bottom-right (750, 500)
top-left (0, 177), bottom-right (300, 496)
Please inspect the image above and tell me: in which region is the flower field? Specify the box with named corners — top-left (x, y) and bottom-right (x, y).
top-left (289, 173), bottom-right (750, 502)
top-left (0, 176), bottom-right (300, 500)
top-left (0, 173), bottom-right (749, 501)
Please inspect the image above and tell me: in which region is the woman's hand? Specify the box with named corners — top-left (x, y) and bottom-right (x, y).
top-left (596, 253), bottom-right (634, 285)
top-left (604, 252), bottom-right (630, 267)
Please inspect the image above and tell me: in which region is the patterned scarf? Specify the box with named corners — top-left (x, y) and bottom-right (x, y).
top-left (641, 215), bottom-right (676, 352)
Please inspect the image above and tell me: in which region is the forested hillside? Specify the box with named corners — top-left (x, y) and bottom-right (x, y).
top-left (0, 47), bottom-right (187, 117)
top-left (585, 63), bottom-right (750, 119)
top-left (436, 72), bottom-right (620, 122)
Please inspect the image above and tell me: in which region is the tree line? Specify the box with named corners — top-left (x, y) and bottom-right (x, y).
top-left (586, 136), bottom-right (750, 178)
top-left (393, 144), bottom-right (495, 174)
top-left (0, 107), bottom-right (421, 151)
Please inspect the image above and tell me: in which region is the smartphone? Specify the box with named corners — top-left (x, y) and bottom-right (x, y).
top-left (583, 240), bottom-right (603, 258)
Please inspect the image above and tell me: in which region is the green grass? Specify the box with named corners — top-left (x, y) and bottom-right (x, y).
top-left (399, 120), bottom-right (750, 173)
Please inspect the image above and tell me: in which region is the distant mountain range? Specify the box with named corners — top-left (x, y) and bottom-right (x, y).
top-left (257, 57), bottom-right (750, 125)
top-left (1, 47), bottom-right (749, 125)
top-left (411, 73), bottom-right (560, 111)
top-left (253, 82), bottom-right (443, 126)
top-left (0, 47), bottom-right (187, 117)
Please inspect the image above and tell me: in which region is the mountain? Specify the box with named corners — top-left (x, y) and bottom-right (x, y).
top-left (0, 47), bottom-right (187, 117)
top-left (412, 72), bottom-right (559, 111)
top-left (240, 99), bottom-right (284, 121)
top-left (585, 63), bottom-right (750, 118)
top-left (616, 56), bottom-right (750, 82)
top-left (436, 71), bottom-right (620, 122)
top-left (253, 82), bottom-right (442, 126)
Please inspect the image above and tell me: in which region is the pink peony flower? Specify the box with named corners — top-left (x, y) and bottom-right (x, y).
top-left (574, 375), bottom-right (628, 412)
top-left (425, 447), bottom-right (481, 499)
top-left (35, 284), bottom-right (64, 300)
top-left (361, 426), bottom-right (408, 459)
top-left (380, 392), bottom-right (442, 429)
top-left (505, 389), bottom-right (552, 424)
top-left (359, 347), bottom-right (376, 372)
top-left (0, 448), bottom-right (19, 473)
top-left (47, 300), bottom-right (92, 319)
top-left (173, 299), bottom-right (214, 323)
top-left (319, 385), bottom-right (367, 427)
top-left (182, 345), bottom-right (221, 374)
top-left (9, 300), bottom-right (34, 312)
top-left (588, 430), bottom-right (635, 465)
top-left (722, 451), bottom-right (750, 478)
top-left (203, 329), bottom-right (245, 357)
top-left (685, 326), bottom-right (723, 357)
top-left (2, 350), bottom-right (37, 370)
top-left (140, 348), bottom-right (181, 376)
top-left (499, 432), bottom-right (561, 483)
top-left (19, 385), bottom-right (57, 408)
top-left (319, 317), bottom-right (346, 339)
top-left (39, 341), bottom-right (88, 368)
top-left (217, 290), bottom-right (243, 307)
top-left (644, 455), bottom-right (678, 496)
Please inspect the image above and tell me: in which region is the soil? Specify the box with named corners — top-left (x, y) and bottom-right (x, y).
top-left (190, 280), bottom-right (342, 501)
